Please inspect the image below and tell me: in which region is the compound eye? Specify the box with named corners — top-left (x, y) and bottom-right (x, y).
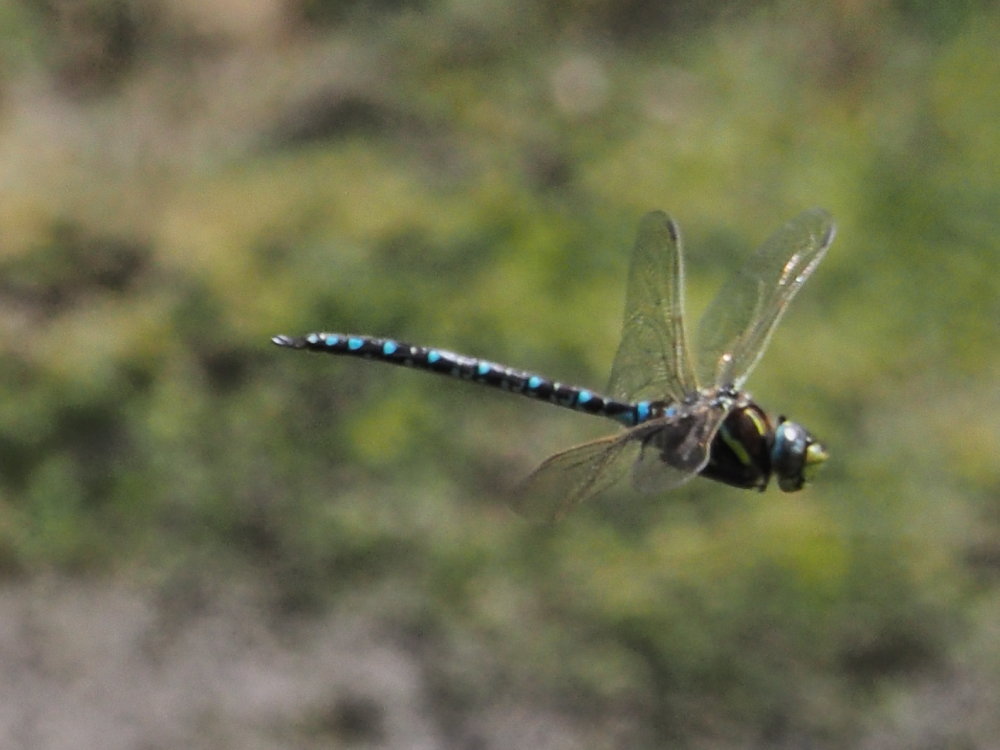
top-left (772, 421), bottom-right (827, 492)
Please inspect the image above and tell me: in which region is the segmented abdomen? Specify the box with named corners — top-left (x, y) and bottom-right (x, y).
top-left (272, 332), bottom-right (642, 424)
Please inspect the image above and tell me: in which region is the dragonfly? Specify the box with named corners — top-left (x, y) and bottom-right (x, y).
top-left (273, 208), bottom-right (835, 521)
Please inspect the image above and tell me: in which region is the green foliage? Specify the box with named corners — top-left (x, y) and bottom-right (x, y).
top-left (0, 0), bottom-right (997, 745)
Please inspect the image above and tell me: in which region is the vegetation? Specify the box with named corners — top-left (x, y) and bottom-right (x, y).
top-left (0, 0), bottom-right (997, 746)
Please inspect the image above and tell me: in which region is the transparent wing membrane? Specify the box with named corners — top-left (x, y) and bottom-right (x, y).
top-left (514, 209), bottom-right (833, 519)
top-left (606, 211), bottom-right (699, 403)
top-left (630, 404), bottom-right (728, 493)
top-left (511, 433), bottom-right (642, 522)
top-left (511, 400), bottom-right (730, 521)
top-left (695, 208), bottom-right (835, 388)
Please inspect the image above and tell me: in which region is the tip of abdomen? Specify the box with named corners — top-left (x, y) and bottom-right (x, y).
top-left (271, 334), bottom-right (302, 348)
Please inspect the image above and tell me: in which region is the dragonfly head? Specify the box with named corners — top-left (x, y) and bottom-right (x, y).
top-left (771, 417), bottom-right (828, 492)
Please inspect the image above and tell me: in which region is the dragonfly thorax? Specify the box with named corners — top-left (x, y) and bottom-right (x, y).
top-left (697, 397), bottom-right (826, 493)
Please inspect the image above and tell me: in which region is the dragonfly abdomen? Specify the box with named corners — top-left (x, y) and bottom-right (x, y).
top-left (272, 332), bottom-right (639, 423)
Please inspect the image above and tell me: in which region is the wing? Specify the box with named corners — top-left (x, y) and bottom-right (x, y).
top-left (606, 211), bottom-right (699, 403)
top-left (511, 400), bottom-right (729, 522)
top-left (630, 401), bottom-right (729, 493)
top-left (695, 208), bottom-right (835, 389)
top-left (511, 432), bottom-right (641, 523)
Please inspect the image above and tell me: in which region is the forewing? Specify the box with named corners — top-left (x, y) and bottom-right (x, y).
top-left (695, 208), bottom-right (835, 388)
top-left (606, 211), bottom-right (699, 403)
top-left (511, 432), bottom-right (641, 522)
top-left (630, 403), bottom-right (729, 493)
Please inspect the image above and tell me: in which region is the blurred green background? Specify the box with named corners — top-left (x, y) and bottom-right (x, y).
top-left (0, 0), bottom-right (997, 747)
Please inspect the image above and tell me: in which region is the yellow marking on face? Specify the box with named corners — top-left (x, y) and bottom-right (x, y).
top-left (802, 442), bottom-right (829, 481)
top-left (806, 442), bottom-right (828, 465)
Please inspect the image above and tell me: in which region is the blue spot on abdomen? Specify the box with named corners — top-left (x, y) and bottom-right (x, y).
top-left (635, 401), bottom-right (651, 423)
